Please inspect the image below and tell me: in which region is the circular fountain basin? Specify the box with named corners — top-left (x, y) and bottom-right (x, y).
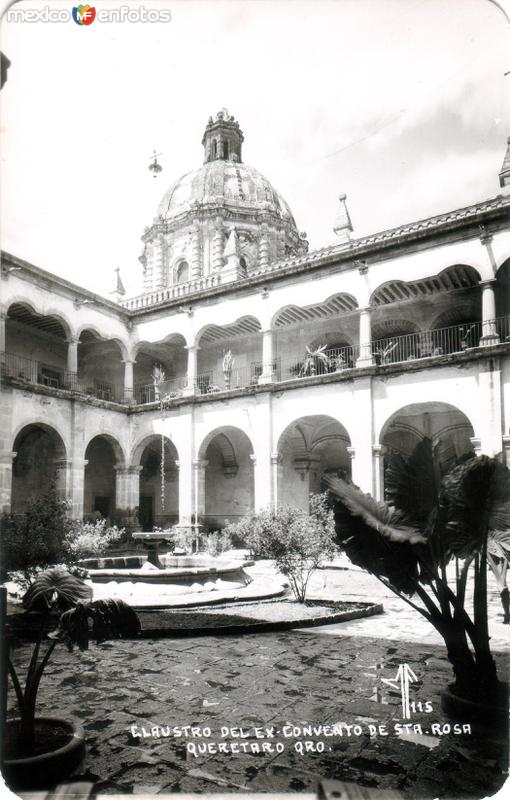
top-left (81, 554), bottom-right (288, 609)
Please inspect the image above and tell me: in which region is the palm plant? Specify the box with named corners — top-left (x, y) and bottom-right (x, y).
top-left (7, 567), bottom-right (140, 754)
top-left (323, 439), bottom-right (510, 706)
top-left (300, 345), bottom-right (331, 377)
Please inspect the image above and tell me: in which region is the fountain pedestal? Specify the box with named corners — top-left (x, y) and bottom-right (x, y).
top-left (132, 531), bottom-right (176, 568)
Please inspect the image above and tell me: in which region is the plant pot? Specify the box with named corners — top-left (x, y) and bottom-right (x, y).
top-left (2, 716), bottom-right (86, 790)
top-left (440, 682), bottom-right (509, 731)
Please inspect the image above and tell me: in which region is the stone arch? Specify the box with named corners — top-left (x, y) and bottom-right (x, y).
top-left (197, 426), bottom-right (255, 530)
top-left (84, 432), bottom-right (126, 465)
top-left (11, 422), bottom-right (68, 513)
top-left (6, 299), bottom-right (73, 340)
top-left (83, 434), bottom-right (125, 520)
top-left (132, 333), bottom-right (188, 401)
top-left (370, 265), bottom-right (482, 307)
top-left (195, 316), bottom-right (263, 393)
top-left (379, 402), bottom-right (475, 490)
top-left (495, 258), bottom-right (510, 319)
top-left (277, 414), bottom-right (351, 511)
top-left (174, 260), bottom-right (190, 285)
top-left (272, 292), bottom-right (358, 328)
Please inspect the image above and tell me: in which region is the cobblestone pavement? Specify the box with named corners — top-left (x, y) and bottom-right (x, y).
top-left (6, 563), bottom-right (510, 799)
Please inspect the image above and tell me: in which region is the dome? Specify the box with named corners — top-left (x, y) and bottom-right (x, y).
top-left (157, 160), bottom-right (297, 227)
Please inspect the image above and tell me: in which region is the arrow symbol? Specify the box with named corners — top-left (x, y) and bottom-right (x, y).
top-left (381, 663), bottom-right (418, 719)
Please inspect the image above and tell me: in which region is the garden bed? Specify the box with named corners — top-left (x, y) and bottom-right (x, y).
top-left (138, 598), bottom-right (383, 636)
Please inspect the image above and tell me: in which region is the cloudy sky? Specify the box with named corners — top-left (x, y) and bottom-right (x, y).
top-left (1, 0), bottom-right (509, 298)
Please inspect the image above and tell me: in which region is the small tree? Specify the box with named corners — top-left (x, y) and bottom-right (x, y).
top-left (225, 493), bottom-right (338, 602)
top-left (65, 519), bottom-right (124, 561)
top-left (1, 484), bottom-right (73, 587)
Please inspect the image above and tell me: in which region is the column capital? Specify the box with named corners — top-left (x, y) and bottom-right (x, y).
top-left (346, 446), bottom-right (356, 460)
top-left (185, 344), bottom-right (200, 352)
top-left (65, 336), bottom-right (81, 345)
top-left (0, 450), bottom-right (17, 464)
top-left (192, 458), bottom-right (208, 470)
top-left (114, 464), bottom-right (131, 474)
top-left (270, 452), bottom-right (283, 465)
top-left (372, 444), bottom-right (383, 456)
top-left (249, 453), bottom-right (257, 466)
top-left (479, 227), bottom-right (493, 246)
top-left (502, 435), bottom-right (510, 450)
top-left (358, 305), bottom-right (372, 314)
top-left (122, 358), bottom-right (136, 366)
top-left (479, 278), bottom-right (496, 288)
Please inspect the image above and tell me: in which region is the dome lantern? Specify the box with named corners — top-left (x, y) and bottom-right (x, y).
top-left (202, 108), bottom-right (244, 164)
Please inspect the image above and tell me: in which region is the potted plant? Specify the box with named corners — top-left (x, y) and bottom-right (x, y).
top-left (323, 439), bottom-right (510, 726)
top-left (3, 567), bottom-right (140, 790)
top-left (299, 345), bottom-right (331, 377)
top-left (222, 350), bottom-right (234, 389)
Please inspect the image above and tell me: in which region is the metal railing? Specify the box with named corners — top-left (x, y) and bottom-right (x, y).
top-left (134, 376), bottom-right (187, 404)
top-left (279, 345), bottom-right (357, 382)
top-left (0, 352), bottom-right (122, 402)
top-left (196, 364), bottom-right (259, 394)
top-left (2, 317), bottom-right (509, 401)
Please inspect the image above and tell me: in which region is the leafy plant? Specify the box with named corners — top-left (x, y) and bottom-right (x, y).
top-left (324, 440), bottom-right (510, 703)
top-left (1, 485), bottom-right (74, 587)
top-left (7, 567), bottom-right (140, 754)
top-left (201, 530), bottom-right (234, 557)
top-left (224, 494), bottom-right (338, 602)
top-left (65, 519), bottom-right (124, 560)
top-left (300, 345), bottom-right (331, 377)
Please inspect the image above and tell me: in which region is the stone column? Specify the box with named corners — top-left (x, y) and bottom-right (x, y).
top-left (123, 359), bottom-right (135, 402)
top-left (177, 438), bottom-right (194, 531)
top-left (479, 280), bottom-right (499, 345)
top-left (192, 459), bottom-right (208, 550)
top-left (502, 435), bottom-right (510, 469)
top-left (183, 345), bottom-right (198, 396)
top-left (348, 376), bottom-right (374, 493)
top-left (258, 329), bottom-right (276, 384)
top-left (474, 363), bottom-right (503, 456)
top-left (66, 338), bottom-right (79, 374)
top-left (54, 459), bottom-right (72, 503)
top-left (356, 306), bottom-right (374, 366)
top-left (68, 458), bottom-right (88, 520)
top-left (258, 224), bottom-right (269, 270)
top-left (212, 218), bottom-right (224, 272)
top-left (372, 444), bottom-right (384, 501)
top-left (0, 310), bottom-right (6, 353)
top-left (191, 221), bottom-right (202, 281)
top-left (0, 451), bottom-right (16, 512)
top-left (270, 452), bottom-right (283, 508)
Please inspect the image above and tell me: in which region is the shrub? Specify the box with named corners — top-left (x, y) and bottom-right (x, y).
top-left (224, 493), bottom-right (338, 602)
top-left (1, 484), bottom-right (74, 586)
top-left (201, 530), bottom-right (234, 557)
top-left (65, 519), bottom-right (124, 560)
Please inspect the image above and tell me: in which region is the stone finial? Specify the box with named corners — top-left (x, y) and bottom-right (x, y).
top-left (499, 136), bottom-right (510, 192)
top-left (224, 228), bottom-right (239, 259)
top-left (110, 267), bottom-right (126, 303)
top-left (333, 193), bottom-right (353, 243)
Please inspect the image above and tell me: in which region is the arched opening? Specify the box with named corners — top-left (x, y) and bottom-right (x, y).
top-left (277, 415), bottom-right (351, 511)
top-left (199, 427), bottom-right (254, 530)
top-left (380, 402), bottom-right (475, 496)
top-left (273, 293), bottom-right (359, 380)
top-left (211, 140), bottom-right (217, 160)
top-left (175, 261), bottom-right (190, 285)
top-left (222, 141), bottom-right (229, 160)
top-left (78, 330), bottom-right (126, 402)
top-left (133, 334), bottom-right (187, 404)
top-left (197, 316), bottom-right (262, 392)
top-left (84, 435), bottom-right (122, 520)
top-left (136, 436), bottom-right (179, 530)
top-left (11, 424), bottom-right (67, 513)
top-left (496, 260), bottom-right (510, 322)
top-left (371, 319), bottom-right (421, 364)
top-left (4, 303), bottom-right (70, 388)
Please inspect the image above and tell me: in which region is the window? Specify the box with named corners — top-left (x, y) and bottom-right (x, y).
top-left (223, 141), bottom-right (229, 159)
top-left (176, 261), bottom-right (189, 284)
top-left (239, 256), bottom-right (247, 274)
top-left (211, 140), bottom-right (217, 160)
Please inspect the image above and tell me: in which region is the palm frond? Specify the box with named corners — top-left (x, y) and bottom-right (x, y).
top-left (385, 438), bottom-right (437, 526)
top-left (439, 456), bottom-right (510, 558)
top-left (49, 598), bottom-right (141, 651)
top-left (23, 568), bottom-right (92, 611)
top-left (323, 475), bottom-right (424, 596)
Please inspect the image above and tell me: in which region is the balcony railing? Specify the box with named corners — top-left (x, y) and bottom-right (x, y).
top-left (0, 352), bottom-right (122, 403)
top-left (134, 376), bottom-right (187, 404)
top-left (2, 317), bottom-right (509, 403)
top-left (123, 274), bottom-right (223, 310)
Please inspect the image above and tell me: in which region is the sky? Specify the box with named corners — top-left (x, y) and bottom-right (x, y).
top-left (1, 0), bottom-right (509, 299)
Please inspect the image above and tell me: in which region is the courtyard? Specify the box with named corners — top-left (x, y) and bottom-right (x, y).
top-left (6, 562), bottom-right (509, 798)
